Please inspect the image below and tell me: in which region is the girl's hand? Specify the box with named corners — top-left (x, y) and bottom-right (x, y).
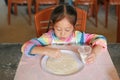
top-left (85, 52), bottom-right (96, 64)
top-left (43, 47), bottom-right (62, 58)
top-left (85, 45), bottom-right (104, 64)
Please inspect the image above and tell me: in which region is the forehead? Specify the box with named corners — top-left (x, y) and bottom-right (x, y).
top-left (54, 18), bottom-right (73, 28)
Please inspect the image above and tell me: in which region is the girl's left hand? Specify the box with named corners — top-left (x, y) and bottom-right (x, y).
top-left (85, 45), bottom-right (105, 64)
top-left (85, 52), bottom-right (96, 64)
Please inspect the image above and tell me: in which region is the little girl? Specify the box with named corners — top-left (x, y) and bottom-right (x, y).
top-left (21, 4), bottom-right (107, 64)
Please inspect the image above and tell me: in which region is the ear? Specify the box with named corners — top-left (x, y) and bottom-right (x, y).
top-left (49, 20), bottom-right (54, 29)
top-left (50, 20), bottom-right (53, 24)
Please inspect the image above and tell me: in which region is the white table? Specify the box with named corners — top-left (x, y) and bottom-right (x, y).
top-left (14, 46), bottom-right (120, 80)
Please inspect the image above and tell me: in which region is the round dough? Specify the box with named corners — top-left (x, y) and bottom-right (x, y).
top-left (46, 53), bottom-right (80, 75)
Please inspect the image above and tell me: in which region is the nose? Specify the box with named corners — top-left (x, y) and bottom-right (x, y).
top-left (60, 31), bottom-right (65, 37)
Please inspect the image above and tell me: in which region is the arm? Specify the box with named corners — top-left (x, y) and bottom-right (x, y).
top-left (31, 46), bottom-right (61, 58)
top-left (84, 33), bottom-right (107, 64)
top-left (21, 39), bottom-right (62, 58)
top-left (21, 30), bottom-right (61, 58)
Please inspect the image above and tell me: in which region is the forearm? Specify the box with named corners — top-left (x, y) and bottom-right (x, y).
top-left (31, 46), bottom-right (61, 58)
top-left (31, 46), bottom-right (48, 55)
top-left (92, 45), bottom-right (105, 56)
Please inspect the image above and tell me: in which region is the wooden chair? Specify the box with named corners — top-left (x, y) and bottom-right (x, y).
top-left (104, 0), bottom-right (120, 28)
top-left (34, 6), bottom-right (87, 37)
top-left (34, 6), bottom-right (55, 37)
top-left (8, 0), bottom-right (32, 25)
top-left (75, 7), bottom-right (87, 32)
top-left (74, 0), bottom-right (98, 27)
top-left (35, 0), bottom-right (59, 13)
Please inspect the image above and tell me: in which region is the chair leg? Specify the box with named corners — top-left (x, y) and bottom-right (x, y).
top-left (87, 3), bottom-right (98, 27)
top-left (8, 0), bottom-right (12, 25)
top-left (95, 1), bottom-right (98, 27)
top-left (116, 5), bottom-right (118, 17)
top-left (105, 0), bottom-right (109, 28)
top-left (27, 0), bottom-right (32, 25)
top-left (88, 5), bottom-right (93, 17)
top-left (35, 3), bottom-right (39, 13)
top-left (94, 7), bottom-right (98, 27)
top-left (117, 5), bottom-right (120, 42)
top-left (14, 4), bottom-right (17, 15)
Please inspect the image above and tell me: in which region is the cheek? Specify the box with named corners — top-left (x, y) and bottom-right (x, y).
top-left (54, 30), bottom-right (60, 36)
top-left (66, 31), bottom-right (73, 36)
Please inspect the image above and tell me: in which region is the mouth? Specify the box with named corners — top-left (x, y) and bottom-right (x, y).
top-left (59, 37), bottom-right (66, 40)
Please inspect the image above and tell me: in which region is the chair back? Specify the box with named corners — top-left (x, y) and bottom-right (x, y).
top-left (34, 6), bottom-right (56, 37)
top-left (35, 0), bottom-right (59, 13)
top-left (74, 0), bottom-right (95, 5)
top-left (34, 6), bottom-right (87, 37)
top-left (10, 0), bottom-right (27, 3)
top-left (75, 7), bottom-right (87, 32)
top-left (36, 0), bottom-right (59, 4)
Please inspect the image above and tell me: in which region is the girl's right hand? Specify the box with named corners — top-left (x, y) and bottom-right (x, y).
top-left (43, 47), bottom-right (62, 58)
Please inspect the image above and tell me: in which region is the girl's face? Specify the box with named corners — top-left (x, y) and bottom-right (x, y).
top-left (54, 18), bottom-right (74, 40)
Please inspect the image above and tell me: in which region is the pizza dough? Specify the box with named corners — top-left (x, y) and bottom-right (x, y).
top-left (46, 53), bottom-right (80, 75)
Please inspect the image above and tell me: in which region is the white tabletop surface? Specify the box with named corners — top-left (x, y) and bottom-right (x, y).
top-left (14, 45), bottom-right (120, 80)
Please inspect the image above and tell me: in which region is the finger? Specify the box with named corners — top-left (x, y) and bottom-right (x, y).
top-left (86, 57), bottom-right (95, 64)
top-left (87, 53), bottom-right (96, 59)
top-left (86, 58), bottom-right (94, 62)
top-left (86, 60), bottom-right (94, 64)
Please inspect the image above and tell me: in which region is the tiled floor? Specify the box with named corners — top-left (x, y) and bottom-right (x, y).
top-left (0, 0), bottom-right (118, 43)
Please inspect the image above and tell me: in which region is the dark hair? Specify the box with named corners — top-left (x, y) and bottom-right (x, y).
top-left (50, 4), bottom-right (77, 27)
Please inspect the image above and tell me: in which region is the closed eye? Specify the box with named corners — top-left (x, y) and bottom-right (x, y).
top-left (65, 28), bottom-right (70, 32)
top-left (56, 28), bottom-right (61, 31)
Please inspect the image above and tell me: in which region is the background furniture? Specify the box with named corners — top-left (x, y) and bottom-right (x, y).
top-left (104, 0), bottom-right (120, 28)
top-left (35, 0), bottom-right (59, 13)
top-left (34, 6), bottom-right (87, 37)
top-left (104, 0), bottom-right (120, 42)
top-left (75, 7), bottom-right (87, 32)
top-left (74, 0), bottom-right (98, 27)
top-left (34, 6), bottom-right (55, 37)
top-left (8, 0), bottom-right (32, 25)
top-left (117, 5), bottom-right (120, 42)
